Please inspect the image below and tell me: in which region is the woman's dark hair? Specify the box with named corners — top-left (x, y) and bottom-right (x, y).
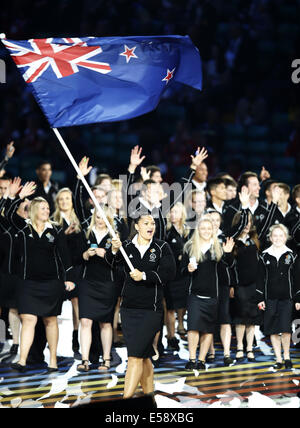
top-left (129, 214), bottom-right (155, 239)
top-left (133, 213), bottom-right (155, 224)
top-left (232, 211), bottom-right (260, 255)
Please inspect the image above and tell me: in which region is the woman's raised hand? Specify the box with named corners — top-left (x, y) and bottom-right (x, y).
top-left (78, 156), bottom-right (93, 178)
top-left (223, 237), bottom-right (235, 253)
top-left (190, 147), bottom-right (208, 169)
top-left (19, 182), bottom-right (36, 200)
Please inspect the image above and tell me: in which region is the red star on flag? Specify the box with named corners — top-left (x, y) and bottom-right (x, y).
top-left (162, 68), bottom-right (176, 84)
top-left (119, 45), bottom-right (138, 63)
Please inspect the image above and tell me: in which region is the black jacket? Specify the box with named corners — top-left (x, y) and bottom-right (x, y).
top-left (284, 206), bottom-right (300, 252)
top-left (181, 249), bottom-right (234, 298)
top-left (256, 250), bottom-right (300, 302)
top-left (7, 199), bottom-right (75, 282)
top-left (34, 180), bottom-right (59, 215)
top-left (106, 238), bottom-right (176, 311)
top-left (233, 238), bottom-right (260, 287)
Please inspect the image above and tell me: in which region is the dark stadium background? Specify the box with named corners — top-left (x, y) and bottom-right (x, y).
top-left (0, 0), bottom-right (299, 187)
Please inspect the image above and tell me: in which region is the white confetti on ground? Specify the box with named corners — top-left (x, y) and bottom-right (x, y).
top-left (19, 400), bottom-right (44, 409)
top-left (65, 382), bottom-right (86, 397)
top-left (114, 347), bottom-right (128, 374)
top-left (37, 361), bottom-right (79, 401)
top-left (54, 402), bottom-right (70, 408)
top-left (155, 377), bottom-right (186, 394)
top-left (10, 397), bottom-right (22, 408)
top-left (155, 394), bottom-right (184, 408)
top-left (248, 392), bottom-right (277, 408)
top-left (106, 374), bottom-right (118, 389)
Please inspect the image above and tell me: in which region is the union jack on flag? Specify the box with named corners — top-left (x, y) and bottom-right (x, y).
top-left (2, 37), bottom-right (111, 83)
top-left (1, 35), bottom-right (202, 127)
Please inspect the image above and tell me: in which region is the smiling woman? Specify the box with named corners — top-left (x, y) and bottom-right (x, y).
top-left (4, 190), bottom-right (76, 374)
top-left (105, 214), bottom-right (176, 400)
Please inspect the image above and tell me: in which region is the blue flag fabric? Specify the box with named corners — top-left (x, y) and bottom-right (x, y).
top-left (2, 35), bottom-right (202, 127)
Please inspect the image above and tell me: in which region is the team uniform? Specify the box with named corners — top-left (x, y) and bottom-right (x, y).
top-left (164, 226), bottom-right (190, 310)
top-left (0, 198), bottom-right (19, 310)
top-left (284, 206), bottom-right (300, 253)
top-left (106, 237), bottom-right (176, 358)
top-left (76, 230), bottom-right (116, 322)
top-left (223, 199), bottom-right (276, 249)
top-left (181, 248), bottom-right (234, 334)
top-left (7, 198), bottom-right (75, 317)
top-left (232, 237), bottom-right (262, 326)
top-left (256, 247), bottom-right (300, 335)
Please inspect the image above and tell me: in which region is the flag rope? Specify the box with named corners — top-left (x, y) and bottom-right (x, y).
top-left (52, 127), bottom-right (135, 272)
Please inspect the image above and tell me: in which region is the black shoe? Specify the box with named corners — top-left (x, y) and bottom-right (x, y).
top-left (206, 353), bottom-right (215, 363)
top-left (11, 362), bottom-right (27, 373)
top-left (0, 343), bottom-right (4, 353)
top-left (273, 362), bottom-right (283, 370)
top-left (47, 367), bottom-right (59, 373)
top-left (167, 337), bottom-right (180, 352)
top-left (224, 356), bottom-right (234, 367)
top-left (284, 360), bottom-right (293, 370)
top-left (185, 360), bottom-right (197, 370)
top-left (197, 361), bottom-right (206, 370)
top-left (26, 356), bottom-right (46, 365)
top-left (236, 349), bottom-right (244, 362)
top-left (1, 345), bottom-right (19, 363)
top-left (246, 350), bottom-right (256, 362)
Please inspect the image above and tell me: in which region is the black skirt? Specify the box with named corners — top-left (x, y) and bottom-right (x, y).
top-left (17, 279), bottom-right (64, 317)
top-left (233, 283), bottom-right (262, 326)
top-left (164, 274), bottom-right (189, 310)
top-left (263, 299), bottom-right (293, 335)
top-left (63, 266), bottom-right (83, 301)
top-left (78, 278), bottom-right (115, 323)
top-left (187, 294), bottom-right (218, 334)
top-left (0, 273), bottom-right (19, 309)
top-left (120, 307), bottom-right (163, 358)
top-left (218, 285), bottom-right (234, 325)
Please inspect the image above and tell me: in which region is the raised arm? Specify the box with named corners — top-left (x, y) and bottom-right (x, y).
top-left (0, 141), bottom-right (15, 173)
top-left (74, 157), bottom-right (93, 225)
top-left (256, 186), bottom-right (280, 240)
top-left (6, 181), bottom-right (36, 230)
top-left (225, 188), bottom-right (251, 239)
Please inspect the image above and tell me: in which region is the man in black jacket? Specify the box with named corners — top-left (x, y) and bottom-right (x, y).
top-left (34, 161), bottom-right (59, 214)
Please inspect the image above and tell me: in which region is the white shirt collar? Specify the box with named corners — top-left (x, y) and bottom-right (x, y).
top-left (278, 203), bottom-right (291, 218)
top-left (263, 245), bottom-right (292, 261)
top-left (192, 180), bottom-right (206, 192)
top-left (92, 227), bottom-right (108, 245)
top-left (139, 197), bottom-right (161, 211)
top-left (44, 181), bottom-right (52, 194)
top-left (212, 201), bottom-right (224, 214)
top-left (132, 234), bottom-right (153, 258)
top-left (61, 212), bottom-right (70, 226)
top-left (296, 206), bottom-right (300, 214)
top-left (238, 234), bottom-right (250, 244)
top-left (26, 219), bottom-right (53, 237)
top-left (249, 199), bottom-right (259, 215)
top-left (200, 239), bottom-right (213, 255)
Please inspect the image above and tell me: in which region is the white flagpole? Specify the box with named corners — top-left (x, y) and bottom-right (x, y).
top-left (52, 127), bottom-right (135, 272)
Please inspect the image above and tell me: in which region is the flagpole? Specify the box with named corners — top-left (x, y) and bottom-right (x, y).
top-left (52, 127), bottom-right (135, 272)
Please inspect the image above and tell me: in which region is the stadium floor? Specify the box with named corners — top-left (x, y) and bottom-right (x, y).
top-left (0, 302), bottom-right (299, 409)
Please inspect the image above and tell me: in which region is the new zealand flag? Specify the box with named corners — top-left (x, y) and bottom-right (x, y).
top-left (2, 35), bottom-right (202, 127)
